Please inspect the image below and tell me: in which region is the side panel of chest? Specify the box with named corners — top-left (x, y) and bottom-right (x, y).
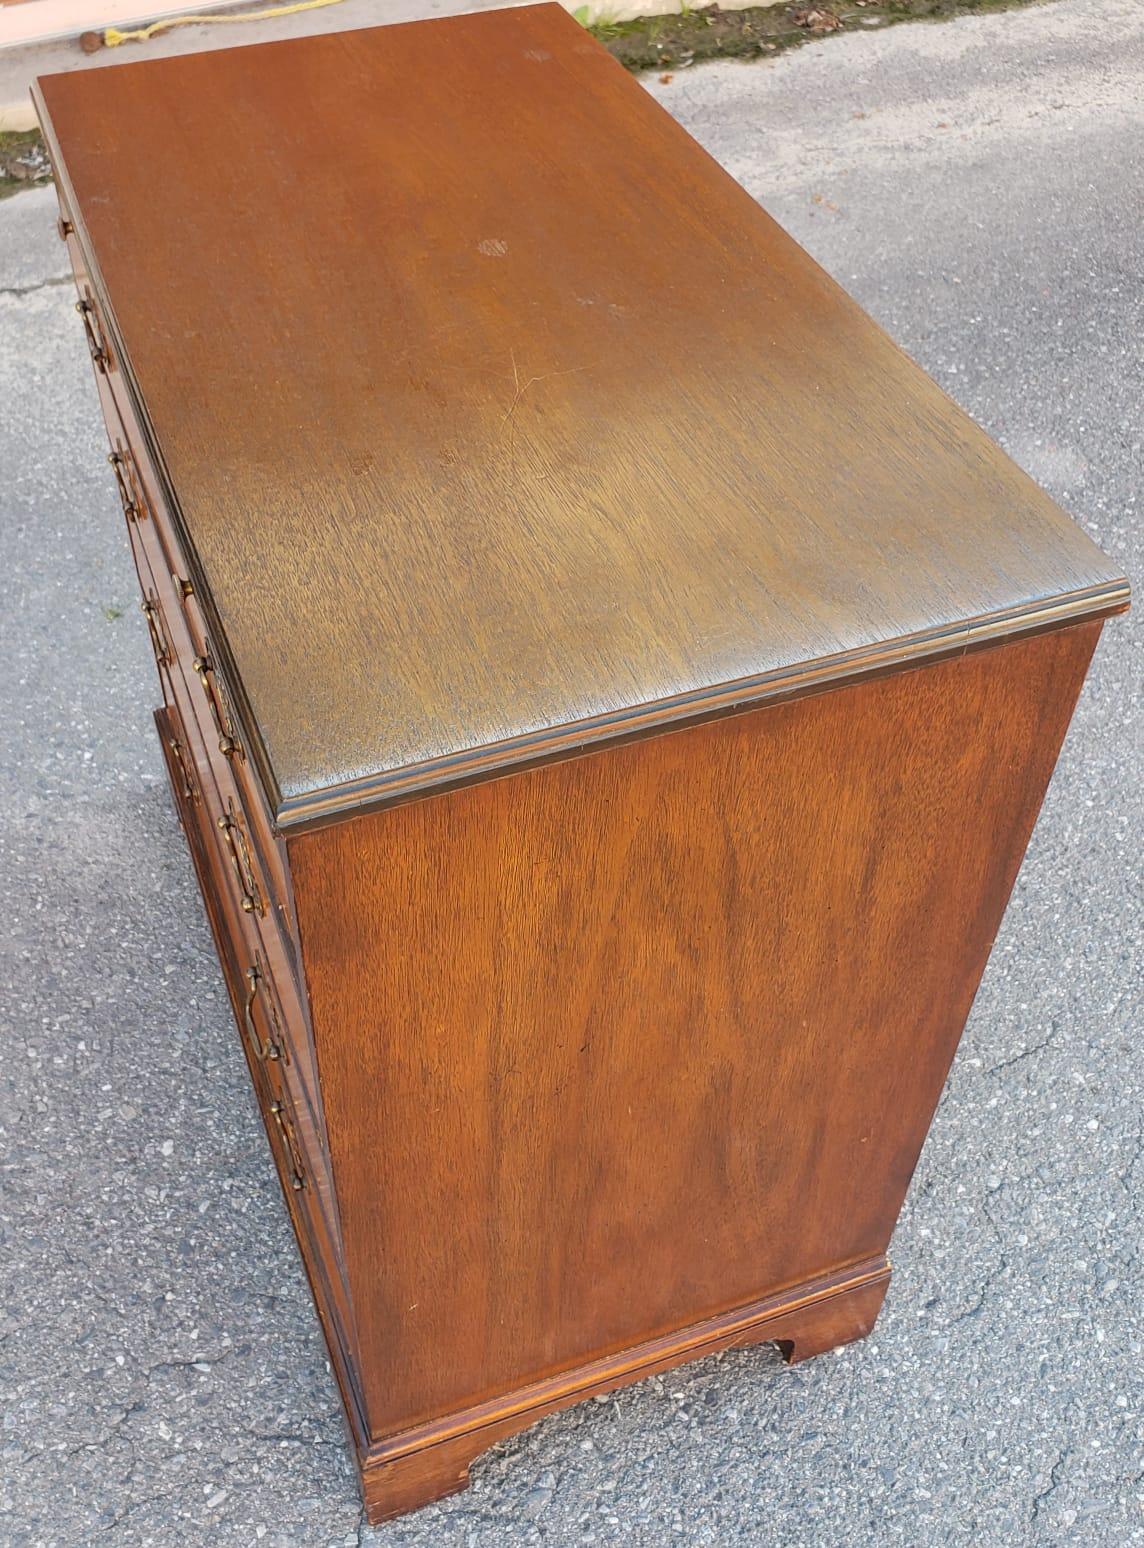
top-left (287, 621), bottom-right (1099, 1445)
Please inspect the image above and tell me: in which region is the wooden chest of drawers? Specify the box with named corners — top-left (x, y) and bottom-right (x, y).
top-left (35, 4), bottom-right (1127, 1523)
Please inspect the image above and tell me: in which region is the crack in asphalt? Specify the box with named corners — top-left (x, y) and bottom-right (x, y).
top-left (1030, 1443), bottom-right (1072, 1525)
top-left (0, 274), bottom-right (72, 299)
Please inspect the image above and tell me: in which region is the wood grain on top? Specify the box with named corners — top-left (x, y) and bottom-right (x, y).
top-left (35, 4), bottom-right (1126, 818)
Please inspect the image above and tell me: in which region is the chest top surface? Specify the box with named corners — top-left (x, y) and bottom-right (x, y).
top-left (36, 3), bottom-right (1126, 823)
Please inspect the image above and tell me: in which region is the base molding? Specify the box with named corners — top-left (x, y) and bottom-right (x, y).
top-left (359, 1256), bottom-right (890, 1523)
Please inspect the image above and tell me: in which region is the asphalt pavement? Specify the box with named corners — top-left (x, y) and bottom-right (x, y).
top-left (1, 1), bottom-right (1141, 1543)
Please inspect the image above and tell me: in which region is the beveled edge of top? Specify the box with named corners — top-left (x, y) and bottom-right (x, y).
top-left (270, 581), bottom-right (1128, 829)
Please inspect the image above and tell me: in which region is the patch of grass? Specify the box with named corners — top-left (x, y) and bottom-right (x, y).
top-left (0, 0), bottom-right (1060, 200)
top-left (589, 0), bottom-right (1058, 72)
top-left (0, 129), bottom-right (50, 201)
top-left (103, 604), bottom-right (124, 620)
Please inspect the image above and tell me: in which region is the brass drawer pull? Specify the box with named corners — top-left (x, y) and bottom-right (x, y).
top-left (167, 732), bottom-right (199, 805)
top-left (108, 447), bottom-right (146, 523)
top-left (218, 802), bottom-right (264, 916)
top-left (57, 215), bottom-right (73, 241)
top-left (243, 963), bottom-right (284, 1062)
top-left (76, 292), bottom-right (111, 374)
top-left (269, 1100), bottom-right (306, 1190)
top-left (192, 650), bottom-right (241, 758)
top-left (141, 595), bottom-right (171, 668)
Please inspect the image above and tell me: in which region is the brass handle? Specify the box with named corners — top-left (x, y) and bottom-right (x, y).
top-left (243, 965), bottom-right (282, 1062)
top-left (218, 804), bottom-right (264, 916)
top-left (270, 1101), bottom-right (306, 1190)
top-left (57, 215), bottom-right (73, 241)
top-left (192, 652), bottom-right (240, 758)
top-left (141, 596), bottom-right (170, 668)
top-left (76, 294), bottom-right (110, 373)
top-left (167, 733), bottom-right (199, 805)
top-left (108, 448), bottom-right (145, 522)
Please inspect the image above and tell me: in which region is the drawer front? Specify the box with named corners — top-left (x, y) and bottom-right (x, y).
top-left (157, 705), bottom-right (204, 813)
top-left (57, 206), bottom-right (118, 384)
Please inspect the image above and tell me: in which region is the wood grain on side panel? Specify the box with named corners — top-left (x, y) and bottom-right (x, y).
top-left (287, 622), bottom-right (1099, 1440)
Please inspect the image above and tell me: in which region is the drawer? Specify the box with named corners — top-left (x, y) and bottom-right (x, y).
top-left (156, 704), bottom-right (204, 814)
top-left (214, 810), bottom-right (328, 1170)
top-left (55, 197), bottom-right (118, 383)
top-left (119, 511), bottom-right (179, 704)
top-left (255, 1026), bottom-right (315, 1197)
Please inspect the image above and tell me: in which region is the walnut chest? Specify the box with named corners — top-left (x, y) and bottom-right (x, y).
top-left (35, 4), bottom-right (1128, 1522)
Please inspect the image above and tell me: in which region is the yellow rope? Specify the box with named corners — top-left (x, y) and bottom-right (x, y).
top-left (104, 0), bottom-right (344, 47)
